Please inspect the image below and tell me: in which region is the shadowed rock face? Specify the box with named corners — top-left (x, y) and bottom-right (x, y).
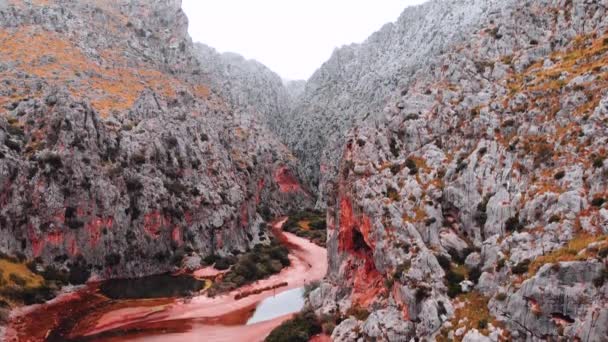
top-left (0, 0), bottom-right (311, 280)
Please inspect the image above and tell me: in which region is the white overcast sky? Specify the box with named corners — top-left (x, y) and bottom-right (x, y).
top-left (182, 0), bottom-right (428, 81)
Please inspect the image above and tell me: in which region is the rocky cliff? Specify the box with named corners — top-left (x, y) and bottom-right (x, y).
top-left (0, 0), bottom-right (311, 281)
top-left (1, 0), bottom-right (607, 341)
top-left (298, 0), bottom-right (608, 341)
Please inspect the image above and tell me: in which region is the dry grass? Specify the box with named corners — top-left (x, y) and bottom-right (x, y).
top-left (402, 206), bottom-right (427, 224)
top-left (437, 292), bottom-right (507, 342)
top-left (527, 233), bottom-right (607, 277)
top-left (0, 260), bottom-right (44, 290)
top-left (0, 26), bottom-right (211, 118)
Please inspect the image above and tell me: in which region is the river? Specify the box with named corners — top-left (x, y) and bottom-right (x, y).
top-left (4, 218), bottom-right (327, 342)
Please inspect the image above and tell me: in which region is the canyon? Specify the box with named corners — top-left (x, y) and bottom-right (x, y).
top-left (1, 0), bottom-right (607, 341)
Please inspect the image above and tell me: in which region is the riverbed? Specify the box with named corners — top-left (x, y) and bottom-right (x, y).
top-left (4, 218), bottom-right (327, 342)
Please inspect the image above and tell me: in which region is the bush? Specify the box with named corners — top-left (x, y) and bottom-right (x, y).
top-left (548, 215), bottom-right (561, 224)
top-left (346, 306), bottom-right (370, 321)
top-left (105, 253), bottom-right (121, 267)
top-left (68, 257), bottom-right (91, 285)
top-left (386, 186), bottom-right (401, 201)
top-left (214, 256), bottom-right (234, 270)
top-left (495, 292), bottom-right (507, 301)
top-left (554, 170), bottom-right (565, 180)
top-left (304, 281), bottom-right (320, 297)
top-left (405, 158), bottom-right (418, 175)
top-left (505, 215), bottom-right (524, 232)
top-left (593, 156), bottom-right (605, 168)
top-left (265, 308), bottom-right (321, 342)
top-left (512, 259), bottom-right (531, 275)
top-left (591, 197), bottom-right (605, 207)
top-left (436, 254), bottom-right (451, 271)
top-left (322, 322), bottom-right (336, 335)
top-left (478, 319), bottom-right (488, 329)
top-left (468, 267), bottom-right (482, 284)
top-left (593, 269), bottom-right (607, 288)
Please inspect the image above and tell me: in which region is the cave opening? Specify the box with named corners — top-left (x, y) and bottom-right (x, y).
top-left (352, 228), bottom-right (371, 253)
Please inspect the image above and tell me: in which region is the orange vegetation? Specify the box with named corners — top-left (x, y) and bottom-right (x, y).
top-left (0, 26), bottom-right (210, 118)
top-left (527, 233), bottom-right (607, 278)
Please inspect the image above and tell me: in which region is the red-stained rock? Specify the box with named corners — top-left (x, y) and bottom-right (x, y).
top-left (240, 203), bottom-right (249, 228)
top-left (68, 234), bottom-right (79, 256)
top-left (256, 179), bottom-right (265, 204)
top-left (274, 166), bottom-right (301, 193)
top-left (351, 254), bottom-right (384, 308)
top-left (47, 230), bottom-right (64, 246)
top-left (338, 197), bottom-right (356, 252)
top-left (143, 211), bottom-right (165, 238)
top-left (359, 215), bottom-right (375, 250)
top-left (86, 217), bottom-right (113, 247)
top-left (172, 227), bottom-right (183, 246)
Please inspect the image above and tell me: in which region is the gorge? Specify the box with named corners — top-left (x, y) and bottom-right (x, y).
top-left (1, 0), bottom-right (608, 341)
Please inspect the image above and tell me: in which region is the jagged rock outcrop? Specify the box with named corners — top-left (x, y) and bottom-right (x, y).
top-left (193, 43), bottom-right (293, 133)
top-left (278, 0), bottom-right (514, 206)
top-left (0, 0), bottom-right (311, 280)
top-left (304, 0), bottom-right (608, 340)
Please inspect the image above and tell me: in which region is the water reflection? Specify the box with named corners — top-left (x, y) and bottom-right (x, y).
top-left (246, 287), bottom-right (304, 325)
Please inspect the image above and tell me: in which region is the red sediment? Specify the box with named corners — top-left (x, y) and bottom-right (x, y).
top-left (75, 227), bottom-right (327, 338)
top-left (274, 166), bottom-right (301, 193)
top-left (310, 334), bottom-right (333, 342)
top-left (8, 219), bottom-right (328, 342)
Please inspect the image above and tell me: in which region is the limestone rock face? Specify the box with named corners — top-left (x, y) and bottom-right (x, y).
top-left (0, 0), bottom-right (311, 280)
top-left (304, 0), bottom-right (608, 340)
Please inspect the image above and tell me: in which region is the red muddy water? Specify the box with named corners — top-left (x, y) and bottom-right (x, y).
top-left (5, 218), bottom-right (328, 342)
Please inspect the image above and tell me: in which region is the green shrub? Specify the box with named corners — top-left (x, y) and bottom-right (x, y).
top-left (495, 292), bottom-right (507, 301)
top-left (304, 281), bottom-right (320, 297)
top-left (593, 156), bottom-right (605, 168)
top-left (265, 308), bottom-right (321, 342)
top-left (468, 267), bottom-right (482, 284)
top-left (554, 170), bottom-right (565, 180)
top-left (591, 197), bottom-right (605, 207)
top-left (505, 215), bottom-right (524, 232)
top-left (512, 259), bottom-right (531, 275)
top-left (405, 158), bottom-right (418, 175)
top-left (346, 306), bottom-right (370, 321)
top-left (436, 254), bottom-right (451, 271)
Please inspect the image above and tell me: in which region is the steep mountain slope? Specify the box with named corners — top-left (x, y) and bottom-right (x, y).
top-left (0, 0), bottom-right (310, 281)
top-left (193, 43), bottom-right (293, 133)
top-left (279, 0), bottom-right (512, 205)
top-left (301, 0), bottom-right (608, 341)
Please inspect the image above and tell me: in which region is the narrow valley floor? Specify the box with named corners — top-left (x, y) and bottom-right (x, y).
top-left (4, 218), bottom-right (328, 342)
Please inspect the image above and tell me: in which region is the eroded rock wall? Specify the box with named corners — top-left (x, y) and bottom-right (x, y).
top-left (0, 0), bottom-right (311, 280)
top-left (307, 0), bottom-right (608, 340)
